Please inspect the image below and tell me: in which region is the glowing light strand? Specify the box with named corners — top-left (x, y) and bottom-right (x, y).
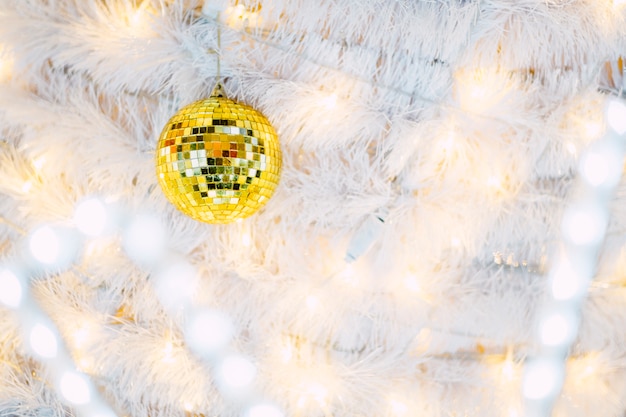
top-left (522, 98), bottom-right (626, 417)
top-left (121, 212), bottom-right (284, 416)
top-left (0, 266), bottom-right (118, 417)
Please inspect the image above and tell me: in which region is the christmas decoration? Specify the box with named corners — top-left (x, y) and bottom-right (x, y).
top-left (156, 84), bottom-right (281, 223)
top-left (1, 1), bottom-right (626, 417)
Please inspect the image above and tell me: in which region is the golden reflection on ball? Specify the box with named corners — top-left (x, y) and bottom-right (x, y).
top-left (155, 91), bottom-right (281, 224)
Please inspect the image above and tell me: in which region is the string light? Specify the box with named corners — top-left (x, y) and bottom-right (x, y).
top-left (502, 358), bottom-right (516, 381)
top-left (72, 323), bottom-right (95, 350)
top-left (297, 382), bottom-right (329, 408)
top-left (32, 156), bottom-right (46, 171)
top-left (28, 322), bottom-right (59, 359)
top-left (185, 309), bottom-right (234, 357)
top-left (28, 225), bottom-right (78, 269)
top-left (549, 256), bottom-right (585, 301)
top-left (217, 354), bottom-right (257, 391)
top-left (0, 268), bottom-right (23, 308)
top-left (29, 226), bottom-right (61, 264)
top-left (439, 128), bottom-right (456, 153)
top-left (305, 294), bottom-right (320, 311)
top-left (59, 371), bottom-right (92, 405)
top-left (579, 141), bottom-right (623, 188)
top-left (561, 204), bottom-right (607, 246)
top-left (523, 359), bottom-right (562, 400)
top-left (455, 68), bottom-right (510, 114)
top-left (122, 214), bottom-right (166, 266)
top-left (486, 175), bottom-right (501, 189)
top-left (538, 310), bottom-right (577, 346)
top-left (583, 121), bottom-right (603, 140)
top-left (320, 93), bottom-right (338, 110)
top-left (154, 260), bottom-right (198, 312)
top-left (388, 398), bottom-right (409, 416)
top-left (21, 180), bottom-right (32, 193)
top-left (76, 356), bottom-right (96, 374)
top-left (162, 339), bottom-right (176, 364)
top-left (127, 1), bottom-right (153, 35)
top-left (74, 198), bottom-right (108, 237)
top-left (2, 213), bottom-right (118, 417)
top-left (2, 5), bottom-right (620, 417)
top-left (279, 339), bottom-right (295, 363)
top-left (606, 99), bottom-right (626, 134)
top-left (402, 273), bottom-right (421, 293)
top-left (338, 263), bottom-right (358, 286)
top-left (523, 97), bottom-right (626, 417)
top-left (242, 232), bottom-right (252, 247)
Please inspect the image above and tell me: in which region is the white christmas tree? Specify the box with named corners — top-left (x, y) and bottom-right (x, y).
top-left (1, 1), bottom-right (626, 417)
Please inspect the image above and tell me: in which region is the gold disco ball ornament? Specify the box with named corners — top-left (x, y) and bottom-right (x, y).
top-left (156, 85), bottom-right (281, 224)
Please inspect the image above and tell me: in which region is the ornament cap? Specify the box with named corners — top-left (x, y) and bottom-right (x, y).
top-left (211, 83), bottom-right (226, 98)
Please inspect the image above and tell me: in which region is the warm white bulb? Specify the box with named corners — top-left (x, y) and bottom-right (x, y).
top-left (389, 399), bottom-right (408, 416)
top-left (74, 198), bottom-right (108, 236)
top-left (72, 323), bottom-right (95, 349)
top-left (606, 99), bottom-right (626, 134)
top-left (581, 152), bottom-right (610, 186)
top-left (523, 359), bottom-right (562, 400)
top-left (29, 323), bottom-right (58, 358)
top-left (122, 214), bottom-right (166, 265)
top-left (21, 180), bottom-right (32, 193)
top-left (321, 93), bottom-right (337, 110)
top-left (154, 261), bottom-right (198, 311)
top-left (502, 360), bottom-right (515, 380)
top-left (339, 264), bottom-right (358, 286)
top-left (29, 226), bottom-right (61, 264)
top-left (32, 156), bottom-right (46, 171)
top-left (539, 311), bottom-right (576, 346)
top-left (486, 175), bottom-right (501, 188)
top-left (162, 340), bottom-right (175, 363)
top-left (583, 122), bottom-right (603, 140)
top-left (580, 143), bottom-right (622, 188)
top-left (241, 232), bottom-right (252, 247)
top-left (218, 355), bottom-right (257, 390)
top-left (305, 295), bottom-right (319, 311)
top-left (186, 310), bottom-right (234, 355)
top-left (440, 130), bottom-right (455, 153)
top-left (403, 274), bottom-right (421, 293)
top-left (562, 205), bottom-right (607, 246)
top-left (550, 260), bottom-right (585, 300)
top-left (246, 403), bottom-right (284, 417)
top-left (0, 268), bottom-right (23, 308)
top-left (59, 371), bottom-right (91, 404)
top-left (306, 382), bottom-right (328, 405)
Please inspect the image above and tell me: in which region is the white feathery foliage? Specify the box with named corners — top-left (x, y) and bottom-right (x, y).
top-left (0, 0), bottom-right (625, 416)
